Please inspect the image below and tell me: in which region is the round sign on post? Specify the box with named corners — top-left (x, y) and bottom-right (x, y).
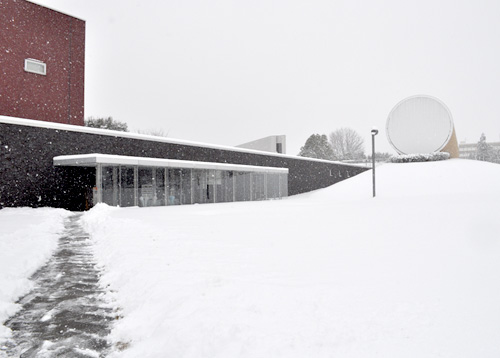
top-left (386, 95), bottom-right (458, 156)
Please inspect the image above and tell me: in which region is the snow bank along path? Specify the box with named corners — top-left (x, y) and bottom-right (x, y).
top-left (0, 208), bottom-right (70, 341)
top-left (1, 214), bottom-right (115, 357)
top-left (82, 159), bottom-right (500, 358)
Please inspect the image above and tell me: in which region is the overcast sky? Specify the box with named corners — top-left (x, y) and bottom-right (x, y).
top-left (33, 0), bottom-right (500, 155)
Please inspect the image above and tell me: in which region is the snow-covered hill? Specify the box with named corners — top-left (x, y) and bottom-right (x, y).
top-left (1, 159), bottom-right (499, 357)
top-left (80, 158), bottom-right (500, 357)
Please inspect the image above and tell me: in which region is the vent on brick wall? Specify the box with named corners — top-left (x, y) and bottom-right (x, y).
top-left (24, 59), bottom-right (46, 75)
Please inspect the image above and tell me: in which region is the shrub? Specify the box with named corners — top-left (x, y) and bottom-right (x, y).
top-left (390, 152), bottom-right (450, 163)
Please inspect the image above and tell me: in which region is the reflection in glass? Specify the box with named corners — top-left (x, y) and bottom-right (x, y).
top-left (138, 168), bottom-right (153, 207)
top-left (192, 169), bottom-right (208, 204)
top-left (222, 171), bottom-right (234, 202)
top-left (207, 170), bottom-right (215, 203)
top-left (167, 169), bottom-right (181, 205)
top-left (280, 173), bottom-right (288, 198)
top-left (120, 166), bottom-right (135, 207)
top-left (155, 168), bottom-right (166, 206)
top-left (102, 166), bottom-right (117, 206)
top-left (181, 169), bottom-right (191, 205)
top-left (215, 170), bottom-right (223, 203)
top-left (267, 173), bottom-right (280, 199)
top-left (252, 173), bottom-right (266, 201)
top-left (96, 164), bottom-right (286, 208)
top-left (235, 172), bottom-right (251, 201)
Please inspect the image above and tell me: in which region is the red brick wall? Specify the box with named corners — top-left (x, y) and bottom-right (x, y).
top-left (0, 0), bottom-right (85, 125)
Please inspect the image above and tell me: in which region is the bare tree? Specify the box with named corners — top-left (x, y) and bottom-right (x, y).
top-left (328, 128), bottom-right (365, 161)
top-left (136, 128), bottom-right (170, 137)
top-left (84, 116), bottom-right (128, 132)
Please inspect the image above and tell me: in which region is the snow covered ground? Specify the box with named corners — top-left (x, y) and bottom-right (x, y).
top-left (0, 208), bottom-right (70, 341)
top-left (1, 159), bottom-right (499, 357)
top-left (78, 159), bottom-right (500, 357)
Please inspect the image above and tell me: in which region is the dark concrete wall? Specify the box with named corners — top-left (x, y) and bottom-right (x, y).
top-left (0, 121), bottom-right (368, 210)
top-left (0, 0), bottom-right (85, 125)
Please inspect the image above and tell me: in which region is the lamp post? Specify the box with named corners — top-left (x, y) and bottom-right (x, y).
top-left (371, 128), bottom-right (378, 197)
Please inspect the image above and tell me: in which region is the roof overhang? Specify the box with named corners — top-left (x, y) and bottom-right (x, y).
top-left (53, 154), bottom-right (288, 174)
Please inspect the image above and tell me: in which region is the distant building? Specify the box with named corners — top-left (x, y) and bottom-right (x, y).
top-left (0, 0), bottom-right (85, 125)
top-left (237, 135), bottom-right (286, 154)
top-left (459, 141), bottom-right (500, 159)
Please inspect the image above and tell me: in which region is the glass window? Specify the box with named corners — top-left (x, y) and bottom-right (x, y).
top-left (215, 170), bottom-right (224, 203)
top-left (102, 166), bottom-right (116, 206)
top-left (181, 169), bottom-right (192, 205)
top-left (267, 173), bottom-right (280, 199)
top-left (279, 173), bottom-right (288, 197)
top-left (234, 172), bottom-right (251, 202)
top-left (222, 171), bottom-right (234, 203)
top-left (138, 168), bottom-right (154, 207)
top-left (154, 168), bottom-right (166, 206)
top-left (207, 170), bottom-right (215, 203)
top-left (252, 173), bottom-right (266, 201)
top-left (192, 169), bottom-right (208, 204)
top-left (214, 170), bottom-right (234, 203)
top-left (167, 169), bottom-right (181, 205)
top-left (120, 166), bottom-right (135, 207)
top-left (100, 164), bottom-right (286, 207)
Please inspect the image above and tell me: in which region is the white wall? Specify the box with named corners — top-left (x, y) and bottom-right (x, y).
top-left (237, 135), bottom-right (286, 154)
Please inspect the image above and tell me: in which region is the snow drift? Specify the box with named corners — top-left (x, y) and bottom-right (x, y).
top-left (5, 158), bottom-right (497, 357)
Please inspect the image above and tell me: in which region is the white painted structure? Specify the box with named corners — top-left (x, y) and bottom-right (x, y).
top-left (386, 95), bottom-right (455, 155)
top-left (237, 135), bottom-right (286, 154)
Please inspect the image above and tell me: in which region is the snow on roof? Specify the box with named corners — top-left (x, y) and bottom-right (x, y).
top-left (53, 153), bottom-right (289, 174)
top-left (1, 115), bottom-right (363, 167)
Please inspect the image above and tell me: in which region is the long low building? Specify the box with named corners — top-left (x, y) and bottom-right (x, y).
top-left (0, 116), bottom-right (368, 211)
top-left (54, 153), bottom-right (289, 208)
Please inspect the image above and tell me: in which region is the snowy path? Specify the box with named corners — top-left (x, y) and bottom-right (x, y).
top-left (1, 214), bottom-right (114, 357)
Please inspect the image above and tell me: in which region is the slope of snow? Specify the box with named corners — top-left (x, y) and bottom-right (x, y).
top-left (0, 208), bottom-right (70, 340)
top-left (81, 159), bottom-right (500, 357)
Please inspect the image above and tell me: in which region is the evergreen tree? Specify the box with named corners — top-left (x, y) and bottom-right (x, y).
top-left (84, 116), bottom-right (128, 132)
top-left (476, 133), bottom-right (492, 161)
top-left (298, 134), bottom-right (334, 160)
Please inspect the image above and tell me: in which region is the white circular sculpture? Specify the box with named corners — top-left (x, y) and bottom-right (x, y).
top-left (386, 95), bottom-right (458, 157)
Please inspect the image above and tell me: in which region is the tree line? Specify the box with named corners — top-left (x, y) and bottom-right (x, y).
top-left (84, 119), bottom-right (387, 161)
top-left (298, 128), bottom-right (375, 161)
top-left (84, 116), bottom-right (168, 137)
top-left (84, 118), bottom-right (498, 165)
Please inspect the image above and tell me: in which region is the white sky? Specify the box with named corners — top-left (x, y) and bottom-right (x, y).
top-left (33, 0), bottom-right (500, 155)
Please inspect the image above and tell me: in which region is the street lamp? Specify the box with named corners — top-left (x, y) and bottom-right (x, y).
top-left (371, 128), bottom-right (379, 197)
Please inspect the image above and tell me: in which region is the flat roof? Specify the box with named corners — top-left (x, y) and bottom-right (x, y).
top-left (54, 154), bottom-right (289, 174)
top-left (0, 115), bottom-right (364, 168)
